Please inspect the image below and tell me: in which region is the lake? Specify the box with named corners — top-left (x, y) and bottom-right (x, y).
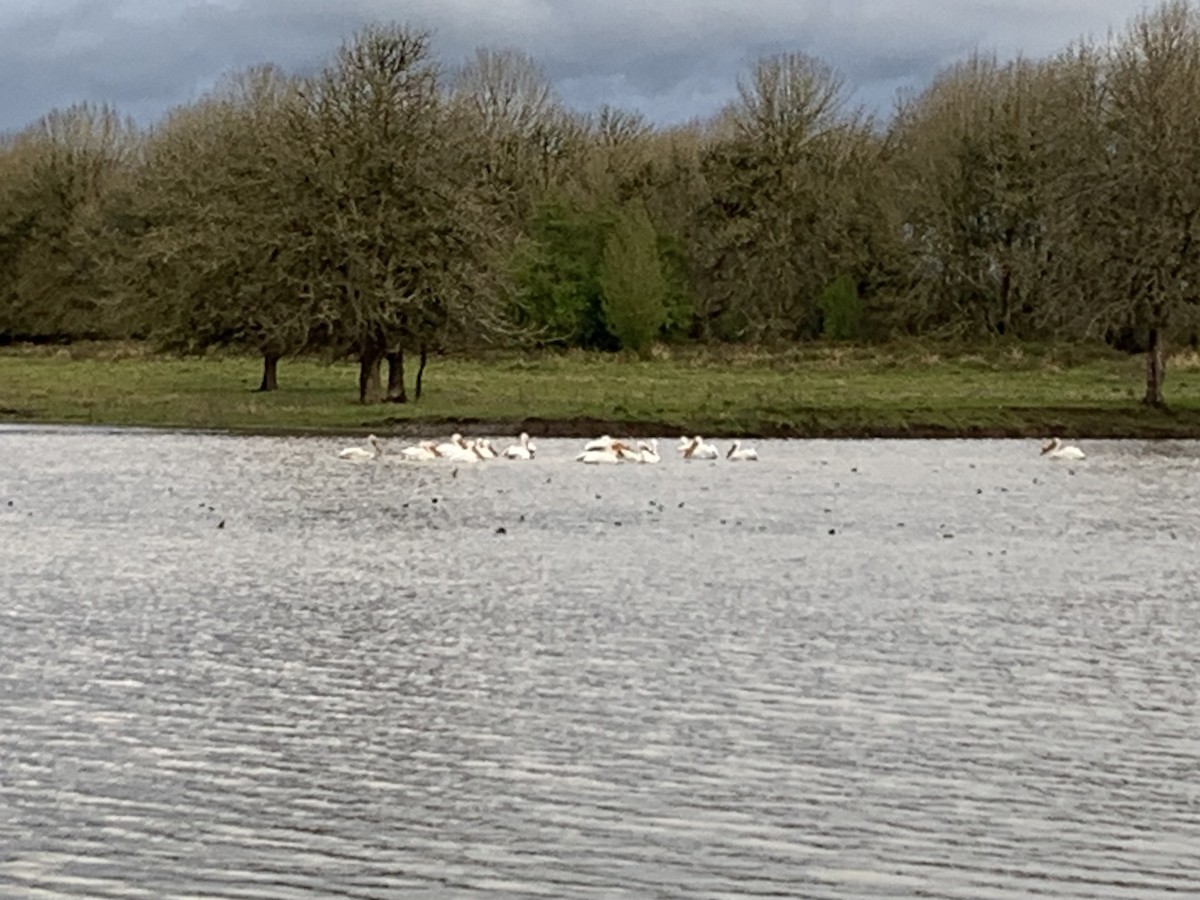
top-left (1, 426), bottom-right (1198, 898)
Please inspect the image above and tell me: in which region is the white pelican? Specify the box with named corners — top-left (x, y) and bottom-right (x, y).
top-left (584, 434), bottom-right (614, 452)
top-left (576, 447), bottom-right (621, 464)
top-left (1041, 437), bottom-right (1086, 460)
top-left (676, 436), bottom-right (692, 455)
top-left (727, 440), bottom-right (759, 461)
top-left (682, 436), bottom-right (719, 460)
top-left (338, 434), bottom-right (383, 461)
top-left (441, 439), bottom-right (485, 463)
top-left (502, 433), bottom-right (536, 460)
top-left (576, 439), bottom-right (631, 464)
top-left (614, 440), bottom-right (643, 462)
top-left (435, 433), bottom-right (468, 457)
top-left (636, 439), bottom-right (661, 464)
top-left (400, 440), bottom-right (439, 461)
top-left (475, 438), bottom-right (498, 459)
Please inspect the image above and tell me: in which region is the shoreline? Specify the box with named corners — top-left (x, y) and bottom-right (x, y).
top-left (370, 414), bottom-right (1200, 441)
top-left (6, 413), bottom-right (1200, 441)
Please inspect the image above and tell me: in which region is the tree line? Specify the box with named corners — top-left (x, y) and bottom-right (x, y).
top-left (2, 1), bottom-right (1200, 405)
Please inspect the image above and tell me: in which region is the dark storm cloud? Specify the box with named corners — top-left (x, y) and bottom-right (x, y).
top-left (0, 0), bottom-right (1156, 134)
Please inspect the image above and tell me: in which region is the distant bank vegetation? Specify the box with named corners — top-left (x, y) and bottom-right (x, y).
top-left (3, 1), bottom-right (1200, 409)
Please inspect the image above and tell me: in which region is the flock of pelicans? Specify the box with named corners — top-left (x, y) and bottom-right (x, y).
top-left (336, 432), bottom-right (758, 464)
top-left (336, 432), bottom-right (1087, 463)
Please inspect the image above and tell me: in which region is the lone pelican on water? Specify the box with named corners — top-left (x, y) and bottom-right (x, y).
top-left (338, 435), bottom-right (383, 461)
top-left (1041, 437), bottom-right (1086, 460)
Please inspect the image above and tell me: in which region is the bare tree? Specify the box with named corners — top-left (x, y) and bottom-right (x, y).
top-left (1084, 0), bottom-right (1200, 405)
top-left (451, 47), bottom-right (582, 218)
top-left (892, 55), bottom-right (1052, 336)
top-left (694, 53), bottom-right (881, 340)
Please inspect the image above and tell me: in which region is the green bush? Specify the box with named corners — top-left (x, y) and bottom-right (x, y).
top-left (818, 274), bottom-right (863, 340)
top-left (510, 199), bottom-right (614, 349)
top-left (599, 201), bottom-right (668, 357)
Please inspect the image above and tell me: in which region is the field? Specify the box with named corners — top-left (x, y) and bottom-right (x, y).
top-left (4, 340), bottom-right (1200, 438)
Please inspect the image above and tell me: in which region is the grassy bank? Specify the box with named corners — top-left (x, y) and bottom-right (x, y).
top-left (4, 341), bottom-right (1200, 438)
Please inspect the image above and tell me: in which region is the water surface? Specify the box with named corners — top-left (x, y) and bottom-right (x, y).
top-left (2, 427), bottom-right (1198, 898)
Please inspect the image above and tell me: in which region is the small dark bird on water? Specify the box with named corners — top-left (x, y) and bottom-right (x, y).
top-left (217, 520), bottom-right (225, 529)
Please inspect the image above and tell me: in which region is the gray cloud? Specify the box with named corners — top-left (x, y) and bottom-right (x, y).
top-left (0, 0), bottom-right (1155, 134)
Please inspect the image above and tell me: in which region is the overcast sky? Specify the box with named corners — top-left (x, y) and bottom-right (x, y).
top-left (0, 1), bottom-right (1160, 134)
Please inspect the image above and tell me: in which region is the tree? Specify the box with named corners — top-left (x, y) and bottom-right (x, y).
top-left (0, 104), bottom-right (138, 342)
top-left (695, 53), bottom-right (883, 341)
top-left (625, 125), bottom-right (709, 339)
top-left (1084, 1), bottom-right (1200, 405)
top-left (127, 66), bottom-right (313, 391)
top-left (451, 48), bottom-right (581, 221)
top-left (599, 200), bottom-right (668, 356)
top-left (585, 105), bottom-right (655, 204)
top-left (287, 26), bottom-right (445, 402)
top-left (288, 25), bottom-right (509, 403)
top-left (886, 41), bottom-right (1134, 345)
top-left (510, 198), bottom-right (614, 347)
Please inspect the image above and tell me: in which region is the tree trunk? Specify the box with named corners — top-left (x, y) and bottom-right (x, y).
top-left (358, 344), bottom-right (384, 404)
top-left (386, 349), bottom-right (408, 403)
top-left (257, 351), bottom-right (280, 392)
top-left (1143, 327), bottom-right (1166, 407)
top-left (415, 343), bottom-right (428, 401)
top-left (997, 265), bottom-right (1012, 336)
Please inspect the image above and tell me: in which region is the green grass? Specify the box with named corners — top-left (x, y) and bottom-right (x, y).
top-left (4, 340), bottom-right (1200, 437)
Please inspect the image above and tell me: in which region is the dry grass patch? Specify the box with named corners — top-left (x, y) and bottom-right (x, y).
top-left (1169, 348), bottom-right (1200, 370)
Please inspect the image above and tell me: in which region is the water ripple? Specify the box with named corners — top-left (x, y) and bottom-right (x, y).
top-left (1, 432), bottom-right (1198, 897)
